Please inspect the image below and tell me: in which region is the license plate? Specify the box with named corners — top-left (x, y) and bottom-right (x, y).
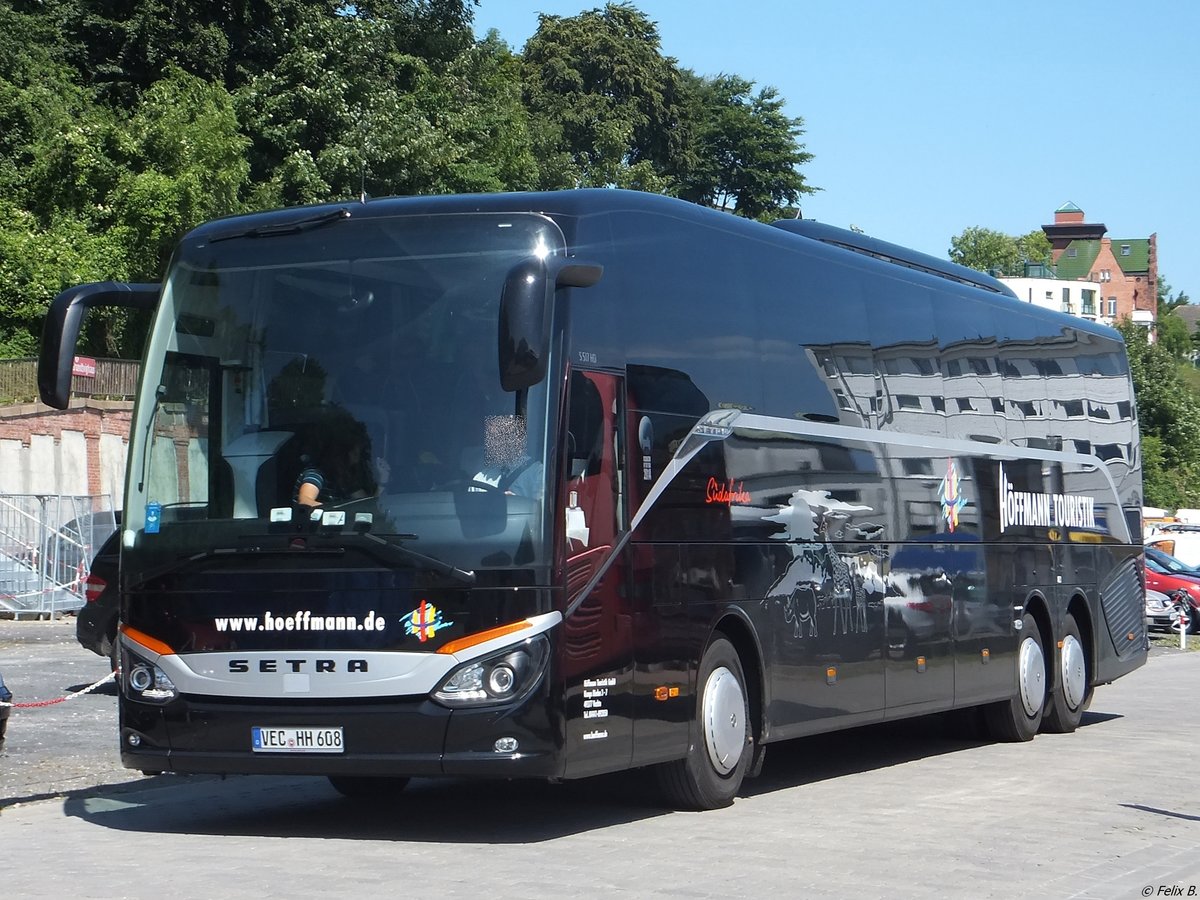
top-left (252, 726), bottom-right (344, 753)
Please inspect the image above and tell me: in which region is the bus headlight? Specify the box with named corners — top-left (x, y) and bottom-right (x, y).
top-left (433, 635), bottom-right (549, 708)
top-left (122, 648), bottom-right (178, 704)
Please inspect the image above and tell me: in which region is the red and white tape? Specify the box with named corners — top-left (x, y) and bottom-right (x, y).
top-left (0, 671), bottom-right (116, 709)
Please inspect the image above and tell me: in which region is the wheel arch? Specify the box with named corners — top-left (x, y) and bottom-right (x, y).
top-left (1065, 592), bottom-right (1095, 687)
top-left (1023, 591), bottom-right (1053, 655)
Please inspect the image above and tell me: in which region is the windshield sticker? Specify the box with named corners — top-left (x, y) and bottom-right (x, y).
top-left (638, 416), bottom-right (654, 481)
top-left (401, 601), bottom-right (454, 642)
top-left (998, 462), bottom-right (1097, 532)
top-left (145, 501), bottom-right (161, 534)
top-left (938, 460), bottom-right (967, 533)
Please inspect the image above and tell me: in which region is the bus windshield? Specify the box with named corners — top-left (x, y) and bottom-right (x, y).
top-left (123, 211), bottom-right (564, 574)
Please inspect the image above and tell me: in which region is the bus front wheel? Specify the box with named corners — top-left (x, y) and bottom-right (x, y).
top-left (656, 637), bottom-right (752, 810)
top-left (983, 613), bottom-right (1046, 742)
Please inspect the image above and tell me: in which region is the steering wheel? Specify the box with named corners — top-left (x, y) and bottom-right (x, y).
top-left (429, 477), bottom-right (504, 494)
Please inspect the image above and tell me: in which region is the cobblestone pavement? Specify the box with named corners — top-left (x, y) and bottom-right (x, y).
top-left (0, 617), bottom-right (181, 805)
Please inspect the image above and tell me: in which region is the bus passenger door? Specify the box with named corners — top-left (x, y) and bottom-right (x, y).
top-left (560, 370), bottom-right (634, 778)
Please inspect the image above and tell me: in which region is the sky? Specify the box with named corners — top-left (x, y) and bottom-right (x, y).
top-left (471, 0), bottom-right (1200, 301)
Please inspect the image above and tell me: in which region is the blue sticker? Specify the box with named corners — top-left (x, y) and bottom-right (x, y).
top-left (145, 501), bottom-right (161, 534)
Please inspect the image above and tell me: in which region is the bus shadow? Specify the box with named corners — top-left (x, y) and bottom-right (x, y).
top-left (63, 710), bottom-right (1124, 842)
top-left (744, 708), bottom-right (1122, 796)
top-left (64, 769), bottom-right (670, 842)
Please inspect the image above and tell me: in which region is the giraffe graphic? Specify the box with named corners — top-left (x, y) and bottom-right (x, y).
top-left (761, 489), bottom-right (878, 639)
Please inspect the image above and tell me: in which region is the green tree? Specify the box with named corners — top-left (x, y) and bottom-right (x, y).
top-left (1153, 277), bottom-right (1195, 360)
top-left (24, 0), bottom-right (479, 107)
top-left (236, 3), bottom-right (526, 206)
top-left (948, 226), bottom-right (1021, 275)
top-left (0, 61), bottom-right (248, 356)
top-left (948, 226), bottom-right (1053, 276)
top-left (1015, 229), bottom-right (1051, 268)
top-left (676, 71), bottom-right (815, 220)
top-left (1156, 312), bottom-right (1192, 360)
top-left (1117, 319), bottom-right (1200, 507)
top-left (521, 3), bottom-right (688, 190)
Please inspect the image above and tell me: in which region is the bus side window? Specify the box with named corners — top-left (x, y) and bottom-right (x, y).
top-left (565, 371), bottom-right (620, 554)
top-left (568, 373), bottom-right (603, 479)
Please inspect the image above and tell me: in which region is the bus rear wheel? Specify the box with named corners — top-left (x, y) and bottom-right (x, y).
top-left (327, 775), bottom-right (410, 800)
top-left (983, 613), bottom-right (1046, 742)
top-left (1041, 612), bottom-right (1090, 734)
top-left (656, 637), bottom-right (751, 810)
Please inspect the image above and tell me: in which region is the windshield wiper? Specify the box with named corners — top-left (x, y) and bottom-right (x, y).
top-left (132, 545), bottom-right (346, 587)
top-left (352, 533), bottom-right (476, 586)
top-left (130, 534), bottom-right (475, 588)
top-left (208, 208), bottom-right (351, 243)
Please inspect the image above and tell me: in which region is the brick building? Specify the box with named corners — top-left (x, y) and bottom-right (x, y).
top-left (1042, 201), bottom-right (1157, 328)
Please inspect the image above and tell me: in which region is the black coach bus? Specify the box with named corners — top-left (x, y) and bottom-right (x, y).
top-left (38, 189), bottom-right (1146, 809)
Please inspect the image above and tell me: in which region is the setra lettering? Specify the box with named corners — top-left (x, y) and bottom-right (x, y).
top-left (227, 658), bottom-right (370, 674)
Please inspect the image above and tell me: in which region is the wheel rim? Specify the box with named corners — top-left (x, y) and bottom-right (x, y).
top-left (703, 665), bottom-right (745, 775)
top-left (1018, 634), bottom-right (1046, 719)
top-left (1060, 633), bottom-right (1086, 710)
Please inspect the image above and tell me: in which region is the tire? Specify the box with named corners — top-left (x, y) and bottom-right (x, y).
top-left (327, 776), bottom-right (410, 800)
top-left (108, 626), bottom-right (121, 674)
top-left (983, 613), bottom-right (1046, 742)
top-left (656, 637), bottom-right (752, 810)
top-left (1041, 612), bottom-right (1090, 734)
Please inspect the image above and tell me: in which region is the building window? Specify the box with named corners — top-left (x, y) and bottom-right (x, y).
top-left (1081, 289), bottom-right (1095, 316)
top-left (1067, 247), bottom-right (1077, 257)
top-left (1121, 244), bottom-right (1131, 256)
top-left (1061, 399), bottom-right (1085, 418)
top-left (1107, 297), bottom-right (1117, 316)
top-left (931, 396), bottom-right (946, 412)
top-left (902, 458), bottom-right (934, 476)
top-left (1061, 287), bottom-right (1071, 312)
top-left (992, 397), bottom-right (1004, 413)
top-left (956, 398), bottom-right (975, 412)
top-left (1099, 269), bottom-right (1111, 282)
top-left (896, 394), bottom-right (922, 410)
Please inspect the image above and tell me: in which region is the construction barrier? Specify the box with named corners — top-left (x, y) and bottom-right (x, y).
top-left (0, 494), bottom-right (116, 618)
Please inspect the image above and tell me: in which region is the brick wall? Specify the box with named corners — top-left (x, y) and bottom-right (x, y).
top-left (0, 399), bottom-right (134, 502)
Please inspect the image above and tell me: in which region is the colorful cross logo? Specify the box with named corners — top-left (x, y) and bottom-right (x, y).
top-left (401, 600), bottom-right (454, 642)
top-left (938, 459), bottom-right (967, 533)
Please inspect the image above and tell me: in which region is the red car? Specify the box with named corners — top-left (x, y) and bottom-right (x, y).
top-left (1144, 548), bottom-right (1200, 634)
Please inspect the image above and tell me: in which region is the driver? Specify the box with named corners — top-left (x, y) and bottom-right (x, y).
top-left (469, 414), bottom-right (542, 497)
top-left (294, 413), bottom-right (388, 507)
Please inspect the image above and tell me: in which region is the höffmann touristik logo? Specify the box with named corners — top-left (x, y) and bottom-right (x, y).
top-left (998, 462), bottom-right (1097, 533)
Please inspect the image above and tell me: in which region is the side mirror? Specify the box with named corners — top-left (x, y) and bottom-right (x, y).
top-left (38, 281), bottom-right (159, 409)
top-left (498, 257), bottom-right (602, 392)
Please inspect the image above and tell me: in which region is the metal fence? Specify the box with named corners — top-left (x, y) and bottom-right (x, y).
top-left (0, 358), bottom-right (140, 405)
top-left (0, 494), bottom-right (117, 618)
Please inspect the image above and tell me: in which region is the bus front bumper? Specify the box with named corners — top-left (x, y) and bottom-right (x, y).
top-left (120, 693), bottom-right (564, 779)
